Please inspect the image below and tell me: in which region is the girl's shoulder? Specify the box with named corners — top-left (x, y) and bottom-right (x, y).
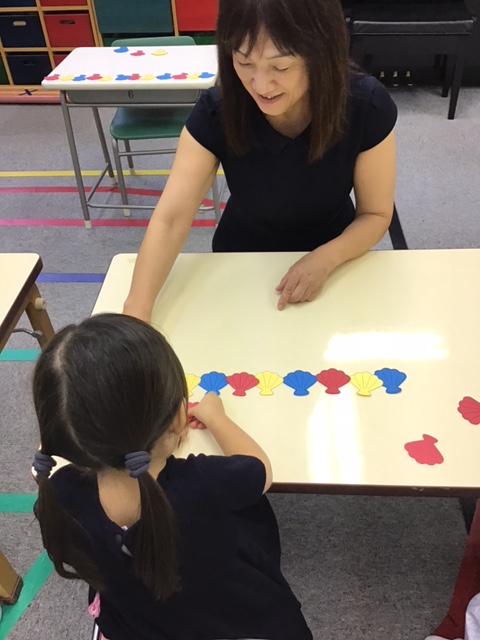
top-left (163, 454), bottom-right (266, 511)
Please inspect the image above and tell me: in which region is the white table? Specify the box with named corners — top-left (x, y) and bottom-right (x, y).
top-left (92, 250), bottom-right (480, 496)
top-left (0, 253), bottom-right (54, 352)
top-left (41, 45), bottom-right (218, 227)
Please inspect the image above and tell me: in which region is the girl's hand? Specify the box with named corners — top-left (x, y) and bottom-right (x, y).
top-left (187, 393), bottom-right (225, 430)
top-left (275, 249), bottom-right (335, 311)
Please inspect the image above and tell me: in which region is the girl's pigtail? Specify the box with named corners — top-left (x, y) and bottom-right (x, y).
top-left (133, 473), bottom-right (179, 601)
top-left (35, 473), bottom-right (103, 592)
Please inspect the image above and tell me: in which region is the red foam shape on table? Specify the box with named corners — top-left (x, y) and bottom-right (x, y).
top-left (44, 74), bottom-right (60, 81)
top-left (172, 73), bottom-right (188, 80)
top-left (458, 396), bottom-right (480, 425)
top-left (434, 500), bottom-right (480, 639)
top-left (226, 372), bottom-right (259, 396)
top-left (130, 51), bottom-right (145, 57)
top-left (316, 368), bottom-right (350, 394)
top-left (129, 74), bottom-right (141, 81)
top-left (86, 74), bottom-right (102, 81)
top-left (404, 434), bottom-right (444, 465)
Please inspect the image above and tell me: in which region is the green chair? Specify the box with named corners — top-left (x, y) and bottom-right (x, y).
top-left (109, 36), bottom-right (221, 220)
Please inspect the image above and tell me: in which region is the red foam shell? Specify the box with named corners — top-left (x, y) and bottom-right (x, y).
top-left (458, 396), bottom-right (480, 425)
top-left (404, 434), bottom-right (444, 465)
top-left (226, 372), bottom-right (259, 396)
top-left (316, 368), bottom-right (350, 394)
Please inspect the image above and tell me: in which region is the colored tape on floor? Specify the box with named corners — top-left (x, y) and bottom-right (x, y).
top-left (0, 349), bottom-right (39, 362)
top-left (0, 494), bottom-right (36, 513)
top-left (0, 551), bottom-right (54, 640)
top-left (37, 273), bottom-right (105, 283)
top-left (0, 219), bottom-right (216, 227)
top-left (0, 169), bottom-right (224, 178)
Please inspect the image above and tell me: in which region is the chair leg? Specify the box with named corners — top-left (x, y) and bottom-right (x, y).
top-left (212, 175), bottom-right (222, 224)
top-left (448, 39), bottom-right (468, 120)
top-left (124, 139), bottom-right (135, 175)
top-left (389, 204), bottom-right (408, 250)
top-left (111, 138), bottom-right (131, 217)
top-left (442, 54), bottom-right (455, 98)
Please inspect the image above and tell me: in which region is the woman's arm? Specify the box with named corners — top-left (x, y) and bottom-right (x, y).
top-left (123, 127), bottom-right (219, 322)
top-left (276, 130), bottom-right (396, 310)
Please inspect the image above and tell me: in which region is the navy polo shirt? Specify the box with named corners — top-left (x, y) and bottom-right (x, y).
top-left (50, 454), bottom-right (313, 640)
top-left (186, 73), bottom-right (397, 252)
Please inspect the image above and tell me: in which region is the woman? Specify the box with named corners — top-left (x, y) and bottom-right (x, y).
top-left (124, 0), bottom-right (396, 319)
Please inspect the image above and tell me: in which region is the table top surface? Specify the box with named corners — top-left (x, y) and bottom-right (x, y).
top-left (41, 45), bottom-right (218, 91)
top-left (0, 253), bottom-right (42, 340)
top-left (92, 250), bottom-right (480, 495)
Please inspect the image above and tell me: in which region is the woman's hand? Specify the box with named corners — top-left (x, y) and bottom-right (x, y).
top-left (275, 249), bottom-right (335, 311)
top-left (122, 300), bottom-right (152, 324)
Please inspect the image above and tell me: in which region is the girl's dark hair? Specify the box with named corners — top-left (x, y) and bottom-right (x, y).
top-left (216, 0), bottom-right (351, 163)
top-left (33, 313), bottom-right (188, 601)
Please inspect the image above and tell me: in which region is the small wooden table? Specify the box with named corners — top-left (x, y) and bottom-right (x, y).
top-left (0, 254), bottom-right (55, 352)
top-left (92, 249), bottom-right (480, 496)
top-left (0, 253), bottom-right (54, 604)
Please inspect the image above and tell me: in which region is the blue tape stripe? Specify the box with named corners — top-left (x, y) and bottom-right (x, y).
top-left (0, 349), bottom-right (40, 362)
top-left (36, 273), bottom-right (105, 283)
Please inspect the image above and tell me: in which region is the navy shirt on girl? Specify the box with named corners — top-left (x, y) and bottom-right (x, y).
top-left (185, 73), bottom-right (397, 252)
top-left (51, 454), bottom-right (312, 640)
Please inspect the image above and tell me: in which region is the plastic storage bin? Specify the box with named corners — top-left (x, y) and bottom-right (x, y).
top-left (0, 0), bottom-right (36, 6)
top-left (0, 57), bottom-right (8, 84)
top-left (0, 13), bottom-right (46, 47)
top-left (44, 13), bottom-right (95, 47)
top-left (6, 53), bottom-right (51, 84)
top-left (94, 0), bottom-right (173, 34)
top-left (175, 0), bottom-right (218, 31)
top-left (53, 52), bottom-right (68, 67)
top-left (40, 0), bottom-right (87, 5)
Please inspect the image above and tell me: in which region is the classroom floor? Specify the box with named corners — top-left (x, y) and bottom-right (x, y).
top-left (1, 83), bottom-right (480, 640)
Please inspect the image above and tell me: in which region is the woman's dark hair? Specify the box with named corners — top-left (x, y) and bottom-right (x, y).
top-left (216, 0), bottom-right (352, 162)
top-left (33, 313), bottom-right (188, 600)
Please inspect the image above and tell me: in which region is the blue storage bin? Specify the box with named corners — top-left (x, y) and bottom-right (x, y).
top-left (94, 0), bottom-right (173, 34)
top-left (7, 53), bottom-right (51, 84)
top-left (0, 0), bottom-right (36, 6)
top-left (0, 14), bottom-right (46, 47)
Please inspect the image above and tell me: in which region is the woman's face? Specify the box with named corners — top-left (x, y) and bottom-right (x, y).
top-left (232, 32), bottom-right (309, 122)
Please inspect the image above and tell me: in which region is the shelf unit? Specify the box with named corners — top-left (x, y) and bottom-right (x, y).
top-left (0, 0), bottom-right (220, 97)
top-left (0, 0), bottom-right (101, 96)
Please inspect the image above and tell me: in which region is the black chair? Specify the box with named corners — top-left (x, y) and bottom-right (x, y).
top-left (388, 205), bottom-right (408, 249)
top-left (349, 1), bottom-right (476, 119)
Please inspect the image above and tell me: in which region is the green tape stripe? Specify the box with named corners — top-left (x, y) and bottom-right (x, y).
top-left (0, 495), bottom-right (36, 513)
top-left (0, 551), bottom-right (54, 640)
top-left (0, 350), bottom-right (40, 362)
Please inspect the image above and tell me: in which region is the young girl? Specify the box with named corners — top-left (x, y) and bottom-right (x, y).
top-left (32, 313), bottom-right (312, 640)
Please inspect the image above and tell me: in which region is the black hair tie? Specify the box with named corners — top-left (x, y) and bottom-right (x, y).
top-left (33, 451), bottom-right (57, 478)
top-left (124, 451), bottom-right (151, 478)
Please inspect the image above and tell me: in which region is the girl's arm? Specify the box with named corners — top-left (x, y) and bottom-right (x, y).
top-left (276, 130), bottom-right (396, 310)
top-left (189, 393), bottom-right (273, 493)
top-left (123, 128), bottom-right (219, 323)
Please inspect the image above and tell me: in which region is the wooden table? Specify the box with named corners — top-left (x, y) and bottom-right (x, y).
top-left (0, 253), bottom-right (54, 604)
top-left (41, 45), bottom-right (218, 227)
top-left (92, 249), bottom-right (480, 497)
top-left (0, 254), bottom-right (54, 352)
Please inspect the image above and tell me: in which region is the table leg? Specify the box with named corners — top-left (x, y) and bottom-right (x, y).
top-left (25, 284), bottom-right (55, 349)
top-left (60, 92), bottom-right (92, 229)
top-left (91, 107), bottom-right (116, 185)
top-left (0, 551), bottom-right (23, 605)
